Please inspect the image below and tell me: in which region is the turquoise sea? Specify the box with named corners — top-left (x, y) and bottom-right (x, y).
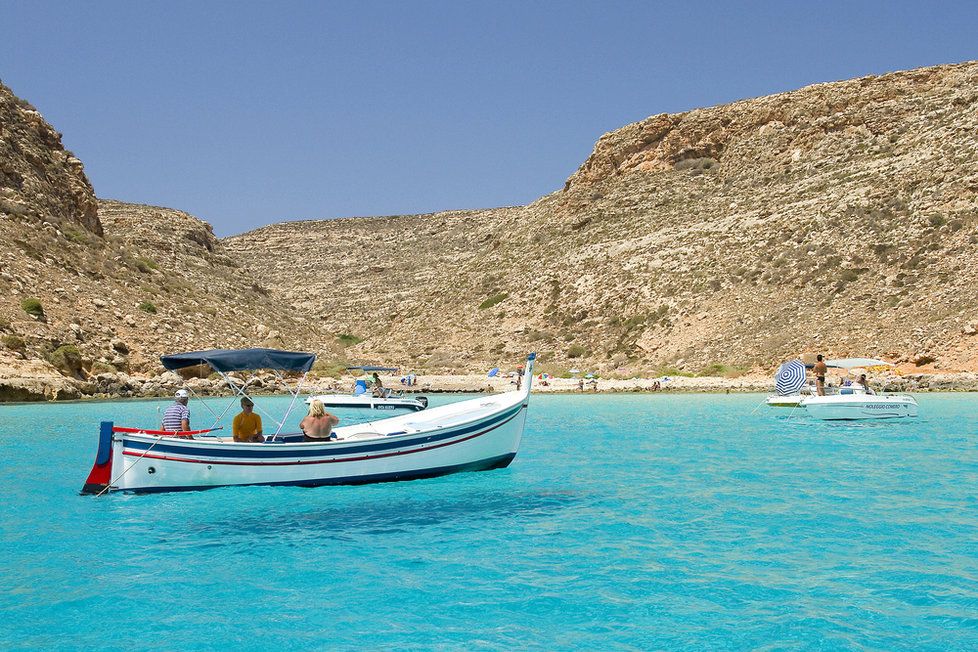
top-left (2, 392), bottom-right (978, 650)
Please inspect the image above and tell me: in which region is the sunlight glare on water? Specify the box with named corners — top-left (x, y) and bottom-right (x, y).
top-left (2, 392), bottom-right (977, 650)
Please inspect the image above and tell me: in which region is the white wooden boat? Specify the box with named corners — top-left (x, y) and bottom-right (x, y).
top-left (82, 349), bottom-right (535, 495)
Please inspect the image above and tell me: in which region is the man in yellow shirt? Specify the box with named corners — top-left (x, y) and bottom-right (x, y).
top-left (232, 397), bottom-right (263, 442)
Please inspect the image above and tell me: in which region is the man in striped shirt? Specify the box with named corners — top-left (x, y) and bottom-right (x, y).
top-left (162, 389), bottom-right (191, 431)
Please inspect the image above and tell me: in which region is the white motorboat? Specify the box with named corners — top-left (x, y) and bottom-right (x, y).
top-left (801, 388), bottom-right (918, 420)
top-left (797, 357), bottom-right (917, 420)
top-left (307, 365), bottom-right (428, 411)
top-left (305, 393), bottom-right (428, 411)
top-left (82, 349), bottom-right (534, 494)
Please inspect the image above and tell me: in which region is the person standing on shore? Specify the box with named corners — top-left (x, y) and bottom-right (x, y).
top-left (813, 354), bottom-right (828, 396)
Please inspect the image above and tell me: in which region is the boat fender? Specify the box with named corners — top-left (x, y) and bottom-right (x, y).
top-left (416, 396), bottom-right (428, 409)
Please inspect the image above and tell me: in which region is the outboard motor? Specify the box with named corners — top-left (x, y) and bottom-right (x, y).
top-left (416, 396), bottom-right (428, 410)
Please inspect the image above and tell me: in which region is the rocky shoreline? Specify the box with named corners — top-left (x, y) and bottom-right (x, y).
top-left (3, 368), bottom-right (978, 403)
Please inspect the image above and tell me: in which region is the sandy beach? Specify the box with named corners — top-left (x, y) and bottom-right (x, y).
top-left (304, 370), bottom-right (978, 396)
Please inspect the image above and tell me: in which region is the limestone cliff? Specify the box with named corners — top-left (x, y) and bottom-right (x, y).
top-left (0, 80), bottom-right (101, 235)
top-left (228, 61), bottom-right (978, 375)
top-left (0, 197), bottom-right (341, 398)
top-left (3, 62), bottom-right (978, 399)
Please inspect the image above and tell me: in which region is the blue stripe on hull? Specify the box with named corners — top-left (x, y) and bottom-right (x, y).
top-left (120, 453), bottom-right (517, 494)
top-left (123, 404), bottom-right (523, 459)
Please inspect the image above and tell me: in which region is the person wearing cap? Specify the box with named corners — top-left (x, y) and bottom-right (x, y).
top-left (162, 389), bottom-right (191, 432)
top-left (232, 397), bottom-right (263, 443)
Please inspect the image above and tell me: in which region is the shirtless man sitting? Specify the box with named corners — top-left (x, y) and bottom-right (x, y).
top-left (299, 399), bottom-right (340, 442)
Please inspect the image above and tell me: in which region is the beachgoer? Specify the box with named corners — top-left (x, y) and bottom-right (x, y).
top-left (857, 373), bottom-right (873, 394)
top-left (371, 372), bottom-right (386, 398)
top-left (232, 397), bottom-right (263, 442)
top-left (813, 354), bottom-right (828, 396)
top-left (162, 389), bottom-right (191, 431)
top-left (578, 378), bottom-right (585, 392)
top-left (300, 399), bottom-right (340, 442)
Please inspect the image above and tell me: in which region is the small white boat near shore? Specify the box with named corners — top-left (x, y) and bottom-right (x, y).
top-left (798, 358), bottom-right (918, 420)
top-left (801, 389), bottom-right (919, 420)
top-left (766, 384), bottom-right (815, 408)
top-left (308, 365), bottom-right (428, 411)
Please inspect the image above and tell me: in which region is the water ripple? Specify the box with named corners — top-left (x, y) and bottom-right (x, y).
top-left (2, 393), bottom-right (978, 649)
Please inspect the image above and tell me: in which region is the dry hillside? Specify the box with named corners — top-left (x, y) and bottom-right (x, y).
top-left (228, 62), bottom-right (978, 375)
top-left (3, 62), bottom-right (978, 399)
top-left (1, 80), bottom-right (333, 399)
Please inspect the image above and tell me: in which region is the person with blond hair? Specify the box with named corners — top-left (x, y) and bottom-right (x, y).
top-left (299, 399), bottom-right (340, 442)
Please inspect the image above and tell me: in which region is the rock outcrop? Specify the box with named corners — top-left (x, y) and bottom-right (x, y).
top-left (228, 61), bottom-right (978, 375)
top-left (3, 62), bottom-right (978, 399)
top-left (0, 80), bottom-right (101, 235)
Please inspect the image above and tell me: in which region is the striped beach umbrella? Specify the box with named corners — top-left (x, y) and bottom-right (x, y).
top-left (775, 359), bottom-right (807, 396)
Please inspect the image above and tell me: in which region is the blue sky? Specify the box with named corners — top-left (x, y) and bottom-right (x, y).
top-left (3, 1), bottom-right (976, 236)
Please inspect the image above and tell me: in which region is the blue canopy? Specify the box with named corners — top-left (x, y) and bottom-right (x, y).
top-left (347, 366), bottom-right (398, 372)
top-left (161, 348), bottom-right (316, 373)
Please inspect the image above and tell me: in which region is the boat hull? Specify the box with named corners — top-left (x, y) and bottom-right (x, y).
top-left (802, 394), bottom-right (918, 420)
top-left (766, 395), bottom-right (804, 408)
top-left (93, 399), bottom-right (528, 493)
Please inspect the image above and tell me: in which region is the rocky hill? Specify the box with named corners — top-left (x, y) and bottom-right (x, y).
top-left (1, 80), bottom-right (335, 399)
top-left (3, 62), bottom-right (978, 399)
top-left (228, 62), bottom-right (978, 375)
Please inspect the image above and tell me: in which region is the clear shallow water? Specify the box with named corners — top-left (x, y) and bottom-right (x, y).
top-left (2, 392), bottom-right (978, 650)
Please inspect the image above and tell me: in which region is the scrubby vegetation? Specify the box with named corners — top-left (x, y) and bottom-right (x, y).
top-left (134, 256), bottom-right (158, 273)
top-left (312, 358), bottom-right (349, 378)
top-left (20, 297), bottom-right (44, 318)
top-left (2, 334), bottom-right (26, 351)
top-left (479, 293), bottom-right (508, 310)
top-left (567, 344), bottom-right (588, 358)
top-left (45, 344), bottom-right (83, 377)
top-left (336, 333), bottom-right (362, 346)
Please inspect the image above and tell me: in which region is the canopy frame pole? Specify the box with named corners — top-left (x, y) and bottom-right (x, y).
top-left (208, 370), bottom-right (248, 431)
top-left (184, 385), bottom-right (224, 437)
top-left (271, 369), bottom-right (308, 438)
top-left (214, 369), bottom-right (284, 433)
